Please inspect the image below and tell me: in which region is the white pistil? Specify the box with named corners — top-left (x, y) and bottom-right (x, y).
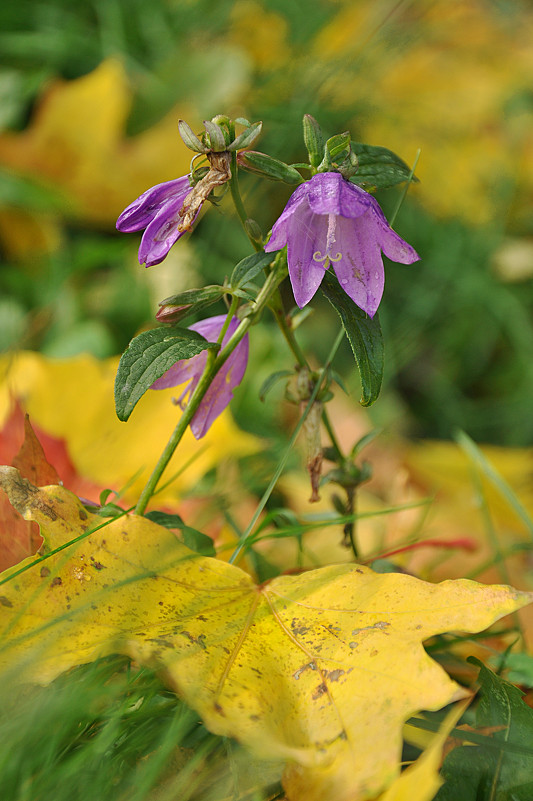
top-left (312, 214), bottom-right (342, 266)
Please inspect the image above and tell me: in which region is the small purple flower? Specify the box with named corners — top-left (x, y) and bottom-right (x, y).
top-left (264, 171), bottom-right (420, 317)
top-left (150, 315), bottom-right (248, 439)
top-left (116, 175), bottom-right (197, 267)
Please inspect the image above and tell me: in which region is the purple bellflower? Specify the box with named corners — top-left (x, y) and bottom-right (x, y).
top-left (116, 175), bottom-right (198, 267)
top-left (264, 171), bottom-right (419, 317)
top-left (150, 315), bottom-right (248, 439)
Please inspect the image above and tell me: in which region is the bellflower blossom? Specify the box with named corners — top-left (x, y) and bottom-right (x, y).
top-left (116, 175), bottom-right (198, 267)
top-left (264, 171), bottom-right (419, 317)
top-left (150, 315), bottom-right (248, 439)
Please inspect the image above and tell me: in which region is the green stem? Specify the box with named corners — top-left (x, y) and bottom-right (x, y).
top-left (229, 326), bottom-right (346, 565)
top-left (321, 408), bottom-right (344, 463)
top-left (134, 269), bottom-right (282, 516)
top-left (229, 151), bottom-right (259, 251)
top-left (229, 159), bottom-right (345, 462)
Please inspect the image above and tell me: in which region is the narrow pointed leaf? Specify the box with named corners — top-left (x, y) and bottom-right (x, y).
top-left (321, 272), bottom-right (384, 406)
top-left (114, 327), bottom-right (217, 422)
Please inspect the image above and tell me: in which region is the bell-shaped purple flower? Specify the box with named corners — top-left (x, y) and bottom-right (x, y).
top-left (150, 315), bottom-right (248, 439)
top-left (116, 175), bottom-right (198, 267)
top-left (264, 171), bottom-right (420, 317)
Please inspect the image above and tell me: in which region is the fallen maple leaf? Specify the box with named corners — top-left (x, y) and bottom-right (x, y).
top-left (0, 468), bottom-right (530, 801)
top-left (0, 414), bottom-right (59, 570)
top-left (0, 351), bottom-right (258, 509)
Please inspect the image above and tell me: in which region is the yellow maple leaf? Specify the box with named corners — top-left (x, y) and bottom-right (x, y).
top-left (0, 351), bottom-right (258, 507)
top-left (0, 469), bottom-right (530, 801)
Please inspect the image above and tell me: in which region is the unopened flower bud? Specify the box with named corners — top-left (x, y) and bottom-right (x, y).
top-left (244, 218), bottom-right (263, 243)
top-left (302, 114), bottom-right (324, 169)
top-left (228, 121), bottom-right (263, 151)
top-left (155, 304), bottom-right (192, 324)
top-left (237, 151), bottom-right (303, 184)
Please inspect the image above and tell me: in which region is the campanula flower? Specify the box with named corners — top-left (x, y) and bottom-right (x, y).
top-left (150, 315), bottom-right (248, 439)
top-left (117, 174), bottom-right (207, 267)
top-left (264, 171), bottom-right (419, 317)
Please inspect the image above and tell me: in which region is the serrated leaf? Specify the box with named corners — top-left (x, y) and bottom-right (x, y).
top-left (435, 658), bottom-right (533, 801)
top-left (114, 327), bottom-right (217, 422)
top-left (350, 143), bottom-right (418, 189)
top-left (321, 272), bottom-right (384, 406)
top-left (230, 251), bottom-right (274, 288)
top-left (1, 473), bottom-right (531, 801)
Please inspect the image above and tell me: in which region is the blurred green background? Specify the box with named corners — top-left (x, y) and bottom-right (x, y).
top-left (1, 0), bottom-right (533, 445)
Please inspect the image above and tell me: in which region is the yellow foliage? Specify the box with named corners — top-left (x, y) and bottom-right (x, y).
top-left (314, 1), bottom-right (533, 224)
top-left (229, 1), bottom-right (289, 70)
top-left (0, 59), bottom-right (197, 225)
top-left (0, 471), bottom-right (530, 801)
top-left (0, 351), bottom-right (258, 507)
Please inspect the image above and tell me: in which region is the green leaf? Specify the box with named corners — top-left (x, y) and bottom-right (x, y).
top-left (435, 658), bottom-right (533, 801)
top-left (350, 143), bottom-right (419, 189)
top-left (230, 251), bottom-right (274, 288)
top-left (114, 327), bottom-right (216, 422)
top-left (320, 272), bottom-right (384, 406)
top-left (145, 511), bottom-right (216, 556)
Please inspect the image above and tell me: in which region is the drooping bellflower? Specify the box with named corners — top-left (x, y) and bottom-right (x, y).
top-left (150, 315), bottom-right (248, 439)
top-left (264, 171), bottom-right (419, 317)
top-left (116, 175), bottom-right (198, 267)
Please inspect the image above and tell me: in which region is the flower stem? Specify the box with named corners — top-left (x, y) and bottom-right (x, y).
top-left (228, 173), bottom-right (345, 462)
top-left (134, 268), bottom-right (282, 516)
top-left (229, 326), bottom-right (346, 565)
top-left (229, 151), bottom-right (259, 251)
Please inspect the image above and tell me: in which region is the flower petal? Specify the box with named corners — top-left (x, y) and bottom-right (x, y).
top-left (264, 182), bottom-right (310, 253)
top-left (332, 216), bottom-right (384, 318)
top-left (305, 172), bottom-right (372, 219)
top-left (191, 334), bottom-right (249, 439)
top-left (116, 176), bottom-right (191, 233)
top-left (373, 210), bottom-right (420, 264)
top-left (286, 203), bottom-right (329, 308)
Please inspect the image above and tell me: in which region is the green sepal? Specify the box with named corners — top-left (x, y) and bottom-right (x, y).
top-left (320, 272), bottom-right (384, 407)
top-left (114, 327), bottom-right (217, 422)
top-left (350, 142), bottom-right (419, 189)
top-left (227, 121), bottom-right (263, 151)
top-left (178, 120), bottom-right (208, 153)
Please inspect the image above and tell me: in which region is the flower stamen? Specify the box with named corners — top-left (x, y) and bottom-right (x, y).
top-left (313, 214), bottom-right (342, 266)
